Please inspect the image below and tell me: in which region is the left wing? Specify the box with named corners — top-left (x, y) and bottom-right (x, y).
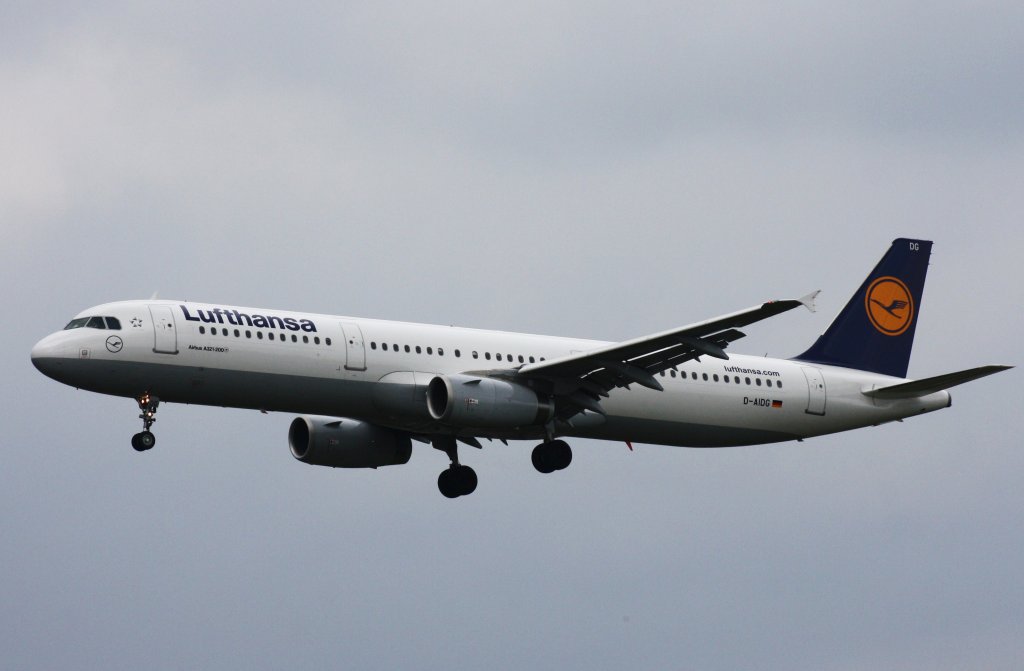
top-left (507, 293), bottom-right (818, 419)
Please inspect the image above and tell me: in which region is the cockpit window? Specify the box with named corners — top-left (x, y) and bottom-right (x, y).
top-left (64, 316), bottom-right (119, 330)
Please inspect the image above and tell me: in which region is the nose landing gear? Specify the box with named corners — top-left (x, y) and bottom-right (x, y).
top-left (131, 393), bottom-right (160, 452)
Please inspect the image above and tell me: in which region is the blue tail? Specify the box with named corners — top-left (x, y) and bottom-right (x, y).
top-left (794, 238), bottom-right (932, 378)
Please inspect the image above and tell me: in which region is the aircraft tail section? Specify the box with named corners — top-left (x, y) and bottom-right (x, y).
top-left (794, 238), bottom-right (932, 378)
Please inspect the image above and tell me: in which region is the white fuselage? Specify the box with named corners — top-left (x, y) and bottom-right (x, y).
top-left (31, 300), bottom-right (952, 448)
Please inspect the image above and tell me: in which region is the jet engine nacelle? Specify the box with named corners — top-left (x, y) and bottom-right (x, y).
top-left (426, 374), bottom-right (554, 428)
top-left (288, 416), bottom-right (412, 468)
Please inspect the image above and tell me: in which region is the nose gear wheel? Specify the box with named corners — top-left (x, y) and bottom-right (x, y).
top-left (132, 393), bottom-right (160, 452)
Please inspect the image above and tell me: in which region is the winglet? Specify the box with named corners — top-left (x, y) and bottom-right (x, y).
top-left (799, 290), bottom-right (820, 313)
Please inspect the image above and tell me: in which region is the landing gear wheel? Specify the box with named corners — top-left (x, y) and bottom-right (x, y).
top-left (532, 440), bottom-right (572, 473)
top-left (551, 439), bottom-right (572, 470)
top-left (432, 436), bottom-right (479, 498)
top-left (131, 431), bottom-right (155, 452)
top-left (438, 468), bottom-right (460, 498)
top-left (532, 445), bottom-right (557, 473)
top-left (438, 465), bottom-right (478, 498)
top-left (455, 465), bottom-right (478, 496)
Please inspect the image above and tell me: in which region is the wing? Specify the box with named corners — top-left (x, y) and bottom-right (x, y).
top-left (504, 292), bottom-right (818, 420)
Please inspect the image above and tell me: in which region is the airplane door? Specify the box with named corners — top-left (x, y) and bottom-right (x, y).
top-left (340, 322), bottom-right (366, 371)
top-left (801, 366), bottom-right (826, 415)
top-left (148, 305), bottom-right (179, 354)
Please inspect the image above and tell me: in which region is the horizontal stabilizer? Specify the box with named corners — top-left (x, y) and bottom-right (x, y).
top-left (863, 365), bottom-right (1012, 399)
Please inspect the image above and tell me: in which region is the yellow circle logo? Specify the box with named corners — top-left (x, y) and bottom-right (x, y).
top-left (865, 276), bottom-right (914, 336)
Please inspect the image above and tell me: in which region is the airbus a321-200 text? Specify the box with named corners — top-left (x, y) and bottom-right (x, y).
top-left (32, 239), bottom-right (1011, 498)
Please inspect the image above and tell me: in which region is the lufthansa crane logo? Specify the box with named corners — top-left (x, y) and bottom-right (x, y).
top-left (865, 276), bottom-right (914, 336)
top-left (105, 335), bottom-right (124, 353)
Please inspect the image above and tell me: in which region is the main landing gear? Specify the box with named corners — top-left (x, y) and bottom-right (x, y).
top-left (532, 439), bottom-right (572, 473)
top-left (430, 435), bottom-right (573, 497)
top-left (131, 393), bottom-right (159, 452)
top-left (433, 437), bottom-right (478, 499)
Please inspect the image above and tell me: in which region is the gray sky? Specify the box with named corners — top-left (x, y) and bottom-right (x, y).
top-left (2, 2), bottom-right (1022, 669)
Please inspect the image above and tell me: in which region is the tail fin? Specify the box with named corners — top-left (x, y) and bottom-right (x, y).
top-left (794, 238), bottom-right (932, 378)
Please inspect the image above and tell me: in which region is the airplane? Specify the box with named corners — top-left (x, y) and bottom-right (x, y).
top-left (31, 238), bottom-right (1011, 498)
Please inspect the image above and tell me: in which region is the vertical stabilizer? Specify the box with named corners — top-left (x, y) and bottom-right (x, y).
top-left (793, 238), bottom-right (932, 378)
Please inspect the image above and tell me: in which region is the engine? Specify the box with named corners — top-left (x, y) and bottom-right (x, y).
top-left (288, 416), bottom-right (412, 468)
top-left (426, 374), bottom-right (554, 428)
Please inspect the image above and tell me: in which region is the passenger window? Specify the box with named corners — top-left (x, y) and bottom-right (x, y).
top-left (455, 349), bottom-right (461, 358)
top-left (756, 378), bottom-right (762, 386)
top-left (105, 317), bottom-right (122, 330)
top-left (734, 376), bottom-right (740, 384)
top-left (713, 374), bottom-right (719, 382)
top-left (234, 329), bottom-right (240, 337)
top-left (326, 338), bottom-right (332, 346)
top-left (766, 379), bottom-right (772, 388)
top-left (745, 377), bottom-right (751, 385)
top-left (485, 352), bottom-right (491, 360)
top-left (670, 370), bottom-right (677, 378)
top-left (702, 373), bottom-right (708, 381)
top-left (292, 334), bottom-right (298, 342)
top-left (371, 342), bottom-right (377, 350)
top-left (200, 326), bottom-right (206, 334)
top-left (496, 353), bottom-right (503, 361)
top-left (427, 347), bottom-right (433, 355)
top-left (472, 351), bottom-right (479, 359)
top-left (777, 381), bottom-right (783, 389)
top-left (529, 356), bottom-right (535, 363)
top-left (438, 348), bottom-right (444, 356)
top-left (257, 332), bottom-right (263, 340)
top-left (404, 345), bottom-right (410, 353)
top-left (416, 346), bottom-right (422, 354)
top-left (303, 336), bottom-right (309, 343)
top-left (246, 330), bottom-right (251, 338)
top-left (314, 337), bottom-right (321, 345)
top-left (86, 316), bottom-right (106, 329)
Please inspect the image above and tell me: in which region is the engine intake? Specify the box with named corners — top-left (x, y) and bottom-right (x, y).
top-left (426, 374), bottom-right (553, 428)
top-left (289, 416), bottom-right (412, 468)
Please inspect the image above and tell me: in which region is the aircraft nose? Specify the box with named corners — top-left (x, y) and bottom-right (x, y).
top-left (31, 334), bottom-right (66, 378)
